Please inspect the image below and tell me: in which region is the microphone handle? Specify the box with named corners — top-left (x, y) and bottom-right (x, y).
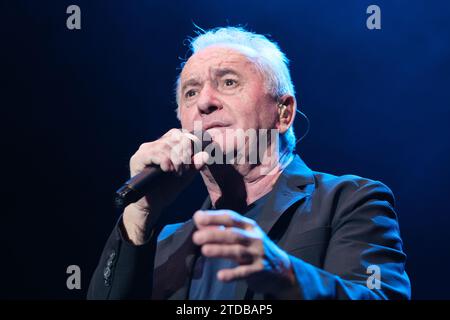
top-left (114, 166), bottom-right (163, 209)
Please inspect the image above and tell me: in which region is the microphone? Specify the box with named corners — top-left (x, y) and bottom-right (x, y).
top-left (114, 131), bottom-right (212, 209)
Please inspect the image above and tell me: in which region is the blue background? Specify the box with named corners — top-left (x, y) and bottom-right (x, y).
top-left (2, 0), bottom-right (450, 299)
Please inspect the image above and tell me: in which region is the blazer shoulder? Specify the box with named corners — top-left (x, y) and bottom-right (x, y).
top-left (311, 171), bottom-right (395, 207)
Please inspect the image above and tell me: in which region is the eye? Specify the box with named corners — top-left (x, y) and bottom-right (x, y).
top-left (185, 89), bottom-right (197, 98)
top-left (224, 79), bottom-right (237, 87)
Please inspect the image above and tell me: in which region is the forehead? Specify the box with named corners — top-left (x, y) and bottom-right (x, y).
top-left (180, 46), bottom-right (259, 80)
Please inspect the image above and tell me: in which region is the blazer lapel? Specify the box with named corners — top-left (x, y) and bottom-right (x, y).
top-left (257, 155), bottom-right (315, 237)
top-left (152, 196), bottom-right (212, 299)
top-left (235, 155), bottom-right (316, 299)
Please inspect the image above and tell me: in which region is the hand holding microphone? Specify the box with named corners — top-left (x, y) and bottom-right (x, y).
top-left (120, 129), bottom-right (211, 245)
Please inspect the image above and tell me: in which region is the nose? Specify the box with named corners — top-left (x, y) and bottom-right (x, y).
top-left (196, 83), bottom-right (222, 116)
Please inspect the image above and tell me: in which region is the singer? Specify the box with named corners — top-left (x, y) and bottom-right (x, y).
top-left (87, 27), bottom-right (411, 299)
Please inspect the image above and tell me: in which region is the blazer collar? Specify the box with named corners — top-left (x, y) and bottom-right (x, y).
top-left (257, 154), bottom-right (315, 236)
top-left (199, 154), bottom-right (315, 219)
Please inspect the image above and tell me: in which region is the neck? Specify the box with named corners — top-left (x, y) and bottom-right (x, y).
top-left (200, 147), bottom-right (293, 210)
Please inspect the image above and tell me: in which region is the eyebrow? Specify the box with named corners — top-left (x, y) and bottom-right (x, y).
top-left (181, 78), bottom-right (202, 93)
top-left (213, 67), bottom-right (240, 78)
top-left (181, 68), bottom-right (241, 93)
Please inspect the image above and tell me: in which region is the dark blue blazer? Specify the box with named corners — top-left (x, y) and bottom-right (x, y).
top-left (87, 155), bottom-right (411, 299)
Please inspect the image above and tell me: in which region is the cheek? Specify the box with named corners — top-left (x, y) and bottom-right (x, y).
top-left (228, 95), bottom-right (260, 126)
top-left (180, 111), bottom-right (194, 131)
top-left (260, 106), bottom-right (279, 127)
top-left (237, 95), bottom-right (278, 129)
top-left (237, 84), bottom-right (276, 126)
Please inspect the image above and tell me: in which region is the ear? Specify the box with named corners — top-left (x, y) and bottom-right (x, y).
top-left (277, 95), bottom-right (296, 134)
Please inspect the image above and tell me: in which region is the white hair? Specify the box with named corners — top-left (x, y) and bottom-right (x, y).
top-left (175, 26), bottom-right (297, 154)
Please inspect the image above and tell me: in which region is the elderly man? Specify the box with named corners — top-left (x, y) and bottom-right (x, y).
top-left (88, 27), bottom-right (411, 300)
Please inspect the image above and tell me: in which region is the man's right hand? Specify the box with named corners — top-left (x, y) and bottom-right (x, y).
top-left (122, 129), bottom-right (209, 245)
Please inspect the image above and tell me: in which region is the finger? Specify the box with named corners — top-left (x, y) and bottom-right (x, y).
top-left (201, 244), bottom-right (253, 264)
top-left (132, 151), bottom-right (174, 174)
top-left (154, 154), bottom-right (173, 172)
top-left (168, 132), bottom-right (200, 173)
top-left (192, 151), bottom-right (210, 170)
top-left (180, 134), bottom-right (194, 167)
top-left (134, 141), bottom-right (172, 165)
top-left (170, 139), bottom-right (193, 175)
top-left (169, 143), bottom-right (184, 175)
top-left (183, 132), bottom-right (202, 152)
top-left (183, 132), bottom-right (210, 170)
top-left (193, 210), bottom-right (255, 230)
top-left (162, 128), bottom-right (183, 139)
top-left (192, 227), bottom-right (251, 246)
top-left (217, 264), bottom-right (262, 282)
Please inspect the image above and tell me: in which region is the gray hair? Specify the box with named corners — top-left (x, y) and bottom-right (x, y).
top-left (175, 26), bottom-right (297, 154)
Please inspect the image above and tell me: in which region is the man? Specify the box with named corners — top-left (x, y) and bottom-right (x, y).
top-left (87, 27), bottom-right (411, 299)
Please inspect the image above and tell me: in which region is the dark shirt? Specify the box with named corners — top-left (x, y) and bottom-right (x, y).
top-left (188, 193), bottom-right (270, 300)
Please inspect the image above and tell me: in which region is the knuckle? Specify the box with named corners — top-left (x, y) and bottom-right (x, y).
top-left (129, 153), bottom-right (137, 165)
top-left (252, 238), bottom-right (264, 251)
top-left (237, 246), bottom-right (246, 258)
top-left (233, 229), bottom-right (246, 243)
top-left (224, 214), bottom-right (234, 225)
top-left (193, 211), bottom-right (200, 220)
top-left (157, 140), bottom-right (171, 151)
top-left (138, 142), bottom-right (149, 150)
top-left (247, 219), bottom-right (257, 227)
top-left (165, 128), bottom-right (181, 140)
top-left (201, 245), bottom-right (211, 255)
top-left (160, 158), bottom-right (172, 171)
top-left (233, 231), bottom-right (243, 243)
top-left (193, 211), bottom-right (203, 223)
top-left (164, 138), bottom-right (178, 149)
top-left (168, 128), bottom-right (180, 135)
top-left (192, 231), bottom-right (200, 243)
top-left (255, 261), bottom-right (265, 271)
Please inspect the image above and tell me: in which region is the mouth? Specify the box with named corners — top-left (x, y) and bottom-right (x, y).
top-left (203, 121), bottom-right (231, 131)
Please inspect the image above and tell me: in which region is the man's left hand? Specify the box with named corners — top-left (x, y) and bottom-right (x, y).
top-left (192, 209), bottom-right (297, 296)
